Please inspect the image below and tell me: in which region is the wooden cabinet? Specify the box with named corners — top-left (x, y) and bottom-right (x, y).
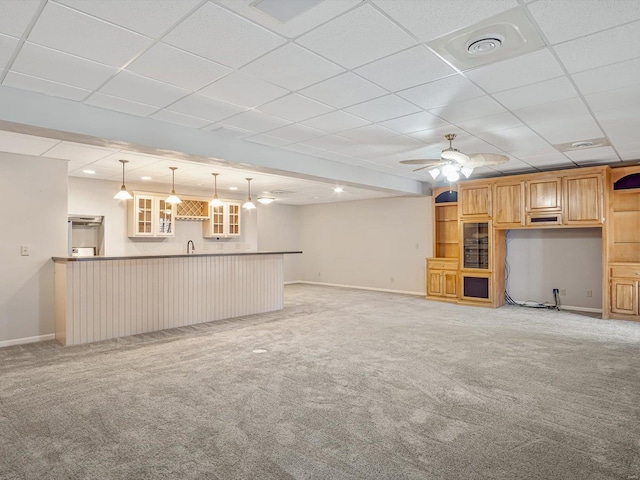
top-left (611, 278), bottom-right (638, 315)
top-left (459, 183), bottom-right (491, 218)
top-left (525, 177), bottom-right (563, 225)
top-left (203, 201), bottom-right (242, 238)
top-left (493, 181), bottom-right (524, 228)
top-left (564, 173), bottom-right (603, 225)
top-left (426, 258), bottom-right (458, 300)
top-left (460, 272), bottom-right (492, 304)
top-left (433, 187), bottom-right (459, 258)
top-left (128, 194), bottom-right (176, 238)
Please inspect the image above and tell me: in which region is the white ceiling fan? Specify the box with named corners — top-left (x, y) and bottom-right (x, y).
top-left (400, 133), bottom-right (509, 182)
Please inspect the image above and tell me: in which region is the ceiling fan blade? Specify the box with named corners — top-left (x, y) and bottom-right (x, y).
top-left (399, 158), bottom-right (441, 165)
top-left (412, 165), bottom-right (434, 172)
top-left (466, 153), bottom-right (510, 167)
top-left (441, 150), bottom-right (471, 164)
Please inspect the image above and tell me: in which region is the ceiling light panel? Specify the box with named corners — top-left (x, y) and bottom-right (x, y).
top-left (240, 43), bottom-right (344, 91)
top-left (397, 75), bottom-right (484, 111)
top-left (297, 4), bottom-right (416, 69)
top-left (492, 76), bottom-right (578, 111)
top-left (167, 94), bottom-right (247, 122)
top-left (373, 0), bottom-right (518, 43)
top-left (163, 2), bottom-right (286, 69)
top-left (28, 2), bottom-right (152, 67)
top-left (354, 46), bottom-right (455, 91)
top-left (300, 110), bottom-right (370, 134)
top-left (571, 57), bottom-right (640, 96)
top-left (4, 72), bottom-right (91, 101)
top-left (99, 71), bottom-right (189, 108)
top-left (344, 95), bottom-right (420, 123)
top-left (56, 0), bottom-right (201, 38)
top-left (199, 72), bottom-right (288, 109)
top-left (84, 93), bottom-right (158, 117)
top-left (258, 93), bottom-right (333, 122)
top-left (298, 72), bottom-right (387, 109)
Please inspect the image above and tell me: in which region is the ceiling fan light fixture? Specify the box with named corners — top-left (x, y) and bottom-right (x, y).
top-left (446, 171), bottom-right (460, 182)
top-left (441, 163), bottom-right (459, 177)
top-left (461, 166), bottom-right (474, 178)
top-left (428, 167), bottom-right (441, 180)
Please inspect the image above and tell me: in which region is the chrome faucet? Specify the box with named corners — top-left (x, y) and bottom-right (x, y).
top-left (187, 240), bottom-right (195, 254)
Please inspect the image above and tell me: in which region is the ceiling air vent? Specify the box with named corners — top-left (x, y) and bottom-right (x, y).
top-left (554, 137), bottom-right (611, 152)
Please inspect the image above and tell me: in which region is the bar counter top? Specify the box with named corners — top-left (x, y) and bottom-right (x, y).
top-left (52, 251), bottom-right (302, 262)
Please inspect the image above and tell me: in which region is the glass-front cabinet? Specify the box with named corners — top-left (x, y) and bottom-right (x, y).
top-left (460, 220), bottom-right (492, 303)
top-left (203, 201), bottom-right (242, 238)
top-left (128, 194), bottom-right (176, 238)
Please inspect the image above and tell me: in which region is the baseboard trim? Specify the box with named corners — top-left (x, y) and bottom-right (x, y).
top-left (560, 305), bottom-right (602, 314)
top-left (0, 333), bottom-right (55, 348)
top-left (296, 281), bottom-right (423, 296)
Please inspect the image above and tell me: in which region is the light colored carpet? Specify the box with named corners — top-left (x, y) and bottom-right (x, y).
top-left (1, 284), bottom-right (639, 479)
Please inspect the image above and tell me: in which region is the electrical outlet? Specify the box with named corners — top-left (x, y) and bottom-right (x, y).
top-left (20, 245), bottom-right (29, 256)
top-left (552, 288), bottom-right (559, 295)
top-left (586, 290), bottom-right (593, 298)
top-left (560, 289), bottom-right (566, 296)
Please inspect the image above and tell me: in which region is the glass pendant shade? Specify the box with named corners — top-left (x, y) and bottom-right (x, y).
top-left (114, 159), bottom-right (133, 200)
top-left (209, 173), bottom-right (223, 207)
top-left (243, 178), bottom-right (256, 210)
top-left (257, 197), bottom-right (274, 205)
top-left (460, 166), bottom-right (474, 178)
top-left (165, 167), bottom-right (182, 204)
top-left (428, 167), bottom-right (440, 180)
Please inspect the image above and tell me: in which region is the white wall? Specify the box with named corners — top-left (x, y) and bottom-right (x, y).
top-left (505, 228), bottom-right (602, 310)
top-left (0, 153), bottom-right (68, 344)
top-left (257, 203), bottom-right (301, 282)
top-left (298, 196), bottom-right (431, 294)
top-left (68, 177), bottom-right (258, 256)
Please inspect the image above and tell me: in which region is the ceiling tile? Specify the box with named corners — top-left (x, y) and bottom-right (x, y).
top-left (168, 94), bottom-right (247, 122)
top-left (220, 110), bottom-right (292, 134)
top-left (456, 112), bottom-right (523, 135)
top-left (491, 158), bottom-right (533, 172)
top-left (554, 21), bottom-right (640, 73)
top-left (564, 146), bottom-right (620, 162)
top-left (380, 111), bottom-right (448, 134)
top-left (127, 43), bottom-right (231, 91)
top-left (11, 42), bottom-right (117, 90)
top-left (208, 125), bottom-right (253, 138)
top-left (354, 46), bottom-right (454, 91)
top-left (303, 135), bottom-right (357, 151)
top-left (258, 94), bottom-right (333, 122)
top-left (298, 72), bottom-right (387, 109)
top-left (198, 74), bottom-right (288, 111)
top-left (429, 95), bottom-right (505, 123)
top-left (530, 116), bottom-right (604, 145)
top-left (296, 4), bottom-right (416, 69)
top-left (216, 0), bottom-right (360, 38)
top-left (0, 0), bottom-right (41, 38)
top-left (492, 76), bottom-right (578, 111)
top-left (572, 58), bottom-right (640, 96)
top-left (300, 110), bottom-right (370, 133)
top-left (0, 130), bottom-right (61, 156)
top-left (45, 141), bottom-right (118, 162)
top-left (92, 152), bottom-right (162, 171)
top-left (28, 2), bottom-right (152, 67)
top-left (3, 71), bottom-right (90, 101)
top-left (163, 2), bottom-right (286, 69)
top-left (335, 143), bottom-right (389, 159)
top-left (240, 43), bottom-right (344, 91)
top-left (397, 75), bottom-right (484, 110)
top-left (465, 49), bottom-right (564, 93)
top-left (339, 124), bottom-right (399, 143)
top-left (84, 93), bottom-right (158, 117)
top-left (344, 95), bottom-right (420, 122)
top-left (150, 109), bottom-right (212, 128)
top-left (314, 149), bottom-right (355, 162)
top-left (99, 71), bottom-right (189, 108)
top-left (584, 84), bottom-right (640, 115)
top-left (244, 134), bottom-right (292, 148)
top-left (514, 97), bottom-right (590, 125)
top-left (372, 0), bottom-right (518, 43)
top-left (520, 152), bottom-right (573, 167)
top-left (267, 124), bottom-right (326, 143)
top-left (56, 0), bottom-right (201, 37)
top-left (0, 33), bottom-right (18, 67)
top-left (282, 143), bottom-right (326, 156)
top-left (408, 125), bottom-right (467, 145)
top-left (528, 0), bottom-right (640, 45)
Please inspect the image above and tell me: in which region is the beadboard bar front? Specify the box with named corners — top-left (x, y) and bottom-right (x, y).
top-left (53, 253), bottom-right (298, 346)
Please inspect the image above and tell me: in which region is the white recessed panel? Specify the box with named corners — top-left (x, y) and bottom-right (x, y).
top-left (45, 142), bottom-right (117, 162)
top-left (240, 43), bottom-right (344, 91)
top-left (99, 71), bottom-right (189, 108)
top-left (163, 2), bottom-right (286, 69)
top-left (373, 0), bottom-right (518, 43)
top-left (4, 72), bottom-right (91, 101)
top-left (466, 49), bottom-right (564, 93)
top-left (267, 124), bottom-right (325, 143)
top-left (0, 130), bottom-right (61, 156)
top-left (0, 34), bottom-right (18, 67)
top-left (299, 72), bottom-right (387, 109)
top-left (457, 112), bottom-right (523, 135)
top-left (84, 93), bottom-right (158, 117)
top-left (11, 42), bottom-right (117, 90)
top-left (128, 43), bottom-right (231, 91)
top-left (584, 85), bottom-right (640, 114)
top-left (429, 96), bottom-right (505, 124)
top-left (301, 110), bottom-right (370, 133)
top-left (297, 4), bottom-right (416, 69)
top-left (57, 0), bottom-right (201, 37)
top-left (345, 95), bottom-right (420, 123)
top-left (258, 94), bottom-right (333, 122)
top-left (151, 110), bottom-right (212, 128)
top-left (528, 0), bottom-right (640, 45)
top-left (168, 94), bottom-right (247, 122)
top-left (354, 46), bottom-right (455, 91)
top-left (199, 72), bottom-right (288, 109)
top-left (397, 75), bottom-right (484, 110)
top-left (572, 58), bottom-right (640, 96)
top-left (0, 0), bottom-right (41, 37)
top-left (29, 2), bottom-right (151, 67)
top-left (493, 76), bottom-right (578, 111)
top-left (244, 134), bottom-right (292, 148)
top-left (380, 111), bottom-right (448, 134)
top-left (554, 21), bottom-right (640, 73)
top-left (220, 110), bottom-right (291, 133)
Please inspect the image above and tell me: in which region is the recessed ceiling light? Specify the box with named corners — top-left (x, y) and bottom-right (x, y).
top-left (83, 169), bottom-right (95, 174)
top-left (334, 187), bottom-right (344, 193)
top-left (554, 137), bottom-right (610, 152)
top-left (466, 34), bottom-right (504, 55)
top-left (229, 186), bottom-right (238, 191)
top-left (571, 141), bottom-right (594, 149)
top-left (141, 176), bottom-right (152, 181)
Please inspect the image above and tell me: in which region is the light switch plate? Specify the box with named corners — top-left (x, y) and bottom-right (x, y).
top-left (21, 245), bottom-right (29, 256)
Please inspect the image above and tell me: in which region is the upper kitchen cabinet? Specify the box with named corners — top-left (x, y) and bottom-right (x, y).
top-left (524, 177), bottom-right (563, 226)
top-left (128, 193), bottom-right (176, 238)
top-left (203, 200), bottom-right (242, 239)
top-left (493, 180), bottom-right (524, 228)
top-left (459, 182), bottom-right (491, 219)
top-left (563, 171), bottom-right (604, 225)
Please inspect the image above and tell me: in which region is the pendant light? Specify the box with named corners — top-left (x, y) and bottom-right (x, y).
top-left (209, 173), bottom-right (223, 207)
top-left (243, 178), bottom-right (256, 210)
top-left (165, 167), bottom-right (182, 204)
top-left (114, 159), bottom-right (133, 200)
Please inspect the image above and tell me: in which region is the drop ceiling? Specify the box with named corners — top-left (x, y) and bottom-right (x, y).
top-left (0, 0), bottom-right (639, 204)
